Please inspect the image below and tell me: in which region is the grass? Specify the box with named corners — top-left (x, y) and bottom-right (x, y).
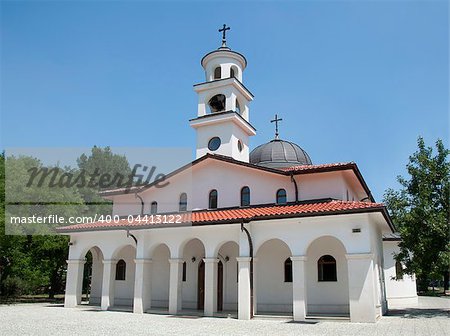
top-left (0, 294), bottom-right (65, 304)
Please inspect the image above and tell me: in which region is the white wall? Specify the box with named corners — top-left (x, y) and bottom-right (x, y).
top-left (306, 236), bottom-right (349, 315)
top-left (255, 239), bottom-right (293, 313)
top-left (182, 239), bottom-right (205, 309)
top-left (113, 245), bottom-right (136, 306)
top-left (218, 242), bottom-right (239, 311)
top-left (383, 241), bottom-right (418, 307)
top-left (151, 244), bottom-right (170, 308)
top-left (111, 159), bottom-right (368, 217)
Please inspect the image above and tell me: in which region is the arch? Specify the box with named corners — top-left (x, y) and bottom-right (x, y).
top-left (305, 235), bottom-right (349, 316)
top-left (230, 65), bottom-right (238, 79)
top-left (276, 188), bottom-right (287, 204)
top-left (214, 66), bottom-right (221, 79)
top-left (81, 246), bottom-right (104, 306)
top-left (179, 192), bottom-right (187, 212)
top-left (216, 241), bottom-right (239, 312)
top-left (240, 186), bottom-right (250, 206)
top-left (110, 244), bottom-right (136, 307)
top-left (255, 238), bottom-right (293, 314)
top-left (208, 94), bottom-right (226, 113)
top-left (235, 99), bottom-right (241, 114)
top-left (150, 201), bottom-right (158, 214)
top-left (151, 243), bottom-right (171, 308)
top-left (209, 189), bottom-right (218, 209)
top-left (305, 235), bottom-right (348, 255)
top-left (181, 238), bottom-right (206, 310)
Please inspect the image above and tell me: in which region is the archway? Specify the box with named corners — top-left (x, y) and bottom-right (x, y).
top-left (150, 243), bottom-right (170, 309)
top-left (181, 238), bottom-right (205, 310)
top-left (255, 239), bottom-right (293, 314)
top-left (112, 245), bottom-right (136, 308)
top-left (81, 246), bottom-right (104, 306)
top-left (305, 236), bottom-right (349, 316)
top-left (217, 241), bottom-right (239, 312)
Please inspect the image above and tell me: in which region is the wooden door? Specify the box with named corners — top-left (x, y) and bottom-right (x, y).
top-left (197, 260), bottom-right (205, 310)
top-left (217, 261), bottom-right (223, 311)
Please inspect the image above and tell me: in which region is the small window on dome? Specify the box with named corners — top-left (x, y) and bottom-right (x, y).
top-left (276, 189), bottom-right (287, 205)
top-left (230, 67), bottom-right (235, 78)
top-left (235, 100), bottom-right (241, 114)
top-left (214, 66), bottom-right (221, 79)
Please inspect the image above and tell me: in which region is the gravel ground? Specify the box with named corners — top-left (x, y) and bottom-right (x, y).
top-left (0, 296), bottom-right (448, 336)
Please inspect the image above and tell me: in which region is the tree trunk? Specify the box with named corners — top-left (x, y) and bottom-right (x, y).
top-left (444, 270), bottom-right (449, 292)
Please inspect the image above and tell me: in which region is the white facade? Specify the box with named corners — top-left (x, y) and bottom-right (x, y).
top-left (383, 240), bottom-right (418, 307)
top-left (60, 36), bottom-right (416, 324)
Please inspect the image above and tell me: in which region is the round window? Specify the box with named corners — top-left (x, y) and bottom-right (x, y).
top-left (237, 140), bottom-right (243, 152)
top-left (208, 137), bottom-right (221, 151)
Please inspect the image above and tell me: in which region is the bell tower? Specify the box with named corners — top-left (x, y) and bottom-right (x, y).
top-left (190, 25), bottom-right (256, 162)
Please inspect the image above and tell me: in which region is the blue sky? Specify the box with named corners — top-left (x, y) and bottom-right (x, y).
top-left (1, 1), bottom-right (448, 201)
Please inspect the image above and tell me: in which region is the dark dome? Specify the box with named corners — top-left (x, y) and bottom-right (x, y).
top-left (250, 139), bottom-right (312, 168)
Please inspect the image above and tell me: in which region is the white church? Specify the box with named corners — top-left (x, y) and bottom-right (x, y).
top-left (58, 26), bottom-right (417, 323)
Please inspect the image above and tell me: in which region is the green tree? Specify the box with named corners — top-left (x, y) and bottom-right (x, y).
top-left (383, 137), bottom-right (449, 292)
top-left (1, 147), bottom-right (132, 299)
top-left (76, 146), bottom-right (132, 216)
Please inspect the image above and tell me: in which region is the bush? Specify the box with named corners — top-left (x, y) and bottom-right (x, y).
top-left (2, 276), bottom-right (24, 298)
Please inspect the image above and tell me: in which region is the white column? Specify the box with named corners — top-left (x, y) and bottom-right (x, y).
top-left (101, 259), bottom-right (117, 311)
top-left (203, 258), bottom-right (219, 316)
top-left (252, 257), bottom-right (258, 315)
top-left (237, 257), bottom-right (252, 320)
top-left (168, 258), bottom-right (183, 314)
top-left (133, 258), bottom-right (152, 314)
top-left (64, 259), bottom-right (85, 308)
top-left (346, 253), bottom-right (377, 323)
top-left (291, 256), bottom-right (307, 321)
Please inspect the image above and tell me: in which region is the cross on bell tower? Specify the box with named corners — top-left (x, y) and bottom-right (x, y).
top-left (219, 24), bottom-right (231, 47)
top-left (271, 114), bottom-right (283, 139)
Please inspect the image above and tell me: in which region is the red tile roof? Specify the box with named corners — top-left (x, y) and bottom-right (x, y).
top-left (57, 200), bottom-right (388, 232)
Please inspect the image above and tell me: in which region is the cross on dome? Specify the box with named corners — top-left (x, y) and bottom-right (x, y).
top-left (271, 114), bottom-right (283, 139)
top-left (219, 24), bottom-right (231, 47)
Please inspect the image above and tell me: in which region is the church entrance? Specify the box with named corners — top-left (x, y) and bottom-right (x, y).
top-left (217, 261), bottom-right (223, 311)
top-left (197, 260), bottom-right (205, 310)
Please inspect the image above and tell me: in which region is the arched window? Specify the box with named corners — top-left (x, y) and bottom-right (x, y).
top-left (208, 94), bottom-right (226, 113)
top-left (395, 261), bottom-right (404, 280)
top-left (276, 189), bottom-right (287, 205)
top-left (115, 259), bottom-right (126, 281)
top-left (240, 186), bottom-right (250, 206)
top-left (209, 189), bottom-right (218, 209)
top-left (182, 261), bottom-right (187, 282)
top-left (150, 201), bottom-right (158, 214)
top-left (318, 255), bottom-right (337, 282)
top-left (230, 67), bottom-right (236, 78)
top-left (235, 99), bottom-right (241, 114)
top-left (214, 66), bottom-right (221, 79)
top-left (284, 258), bottom-right (293, 282)
top-left (179, 193), bottom-right (187, 212)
